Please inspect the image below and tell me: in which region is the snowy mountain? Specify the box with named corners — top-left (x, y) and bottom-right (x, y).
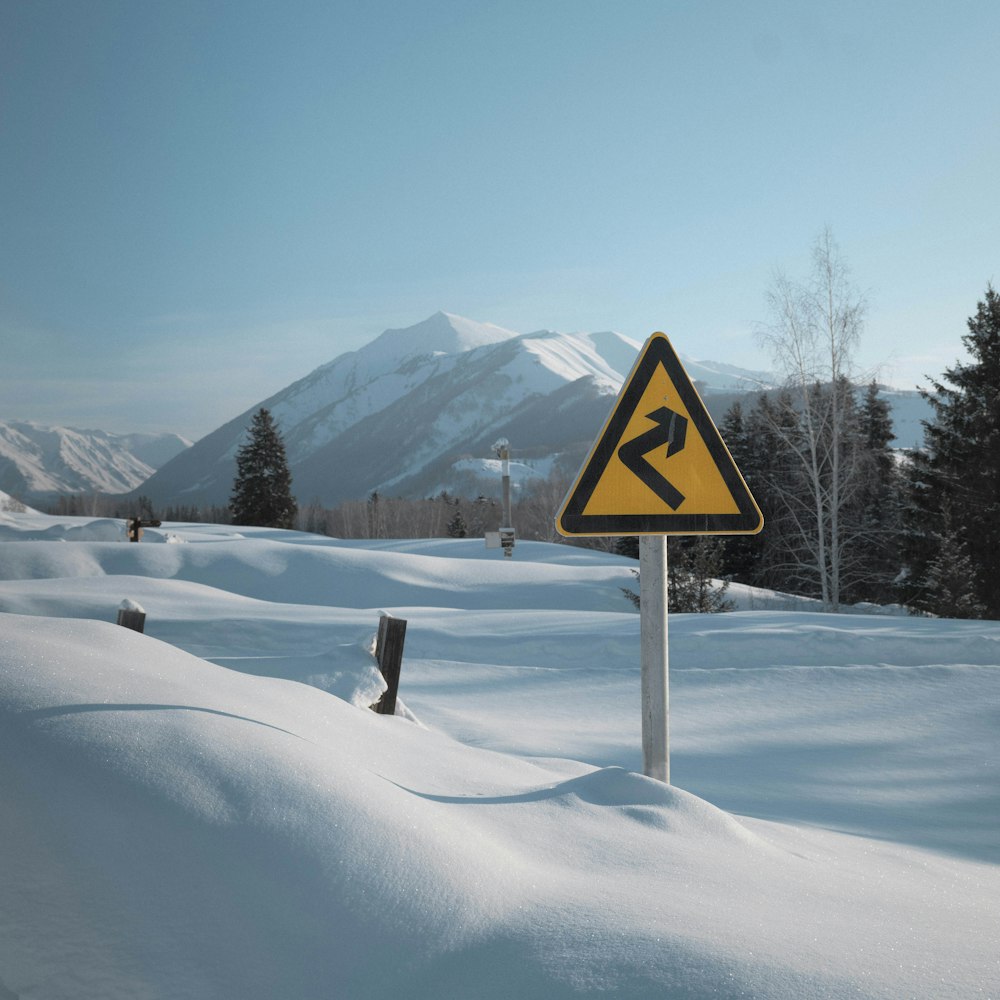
top-left (137, 312), bottom-right (777, 508)
top-left (0, 421), bottom-right (191, 498)
top-left (136, 311), bottom-right (930, 509)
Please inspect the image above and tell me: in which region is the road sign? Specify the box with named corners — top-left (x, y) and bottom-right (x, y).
top-left (557, 332), bottom-right (763, 536)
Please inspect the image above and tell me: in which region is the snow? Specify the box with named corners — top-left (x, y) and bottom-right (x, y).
top-left (0, 511), bottom-right (998, 999)
top-left (0, 490), bottom-right (38, 514)
top-left (443, 455), bottom-right (554, 495)
top-left (0, 420), bottom-right (184, 494)
top-left (519, 330), bottom-right (627, 389)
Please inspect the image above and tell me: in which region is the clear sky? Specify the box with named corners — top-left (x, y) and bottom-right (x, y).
top-left (2, 0), bottom-right (998, 440)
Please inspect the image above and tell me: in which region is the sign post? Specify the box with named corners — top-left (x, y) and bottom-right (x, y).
top-left (639, 534), bottom-right (669, 782)
top-left (556, 332), bottom-right (763, 783)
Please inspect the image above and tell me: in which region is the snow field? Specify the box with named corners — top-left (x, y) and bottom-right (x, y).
top-left (0, 511), bottom-right (998, 998)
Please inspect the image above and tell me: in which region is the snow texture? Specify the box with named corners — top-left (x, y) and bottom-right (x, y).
top-left (0, 510), bottom-right (997, 999)
top-left (0, 421), bottom-right (189, 495)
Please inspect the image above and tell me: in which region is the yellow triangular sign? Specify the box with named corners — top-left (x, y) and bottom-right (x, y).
top-left (557, 332), bottom-right (763, 536)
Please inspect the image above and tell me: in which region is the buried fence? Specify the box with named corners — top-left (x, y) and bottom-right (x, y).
top-left (116, 599), bottom-right (147, 633)
top-left (371, 614), bottom-right (407, 716)
top-left (112, 599), bottom-right (407, 716)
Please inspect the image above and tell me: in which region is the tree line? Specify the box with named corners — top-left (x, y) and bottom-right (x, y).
top-left (696, 233), bottom-right (999, 620)
top-left (223, 263), bottom-right (998, 622)
top-left (38, 238), bottom-right (1000, 621)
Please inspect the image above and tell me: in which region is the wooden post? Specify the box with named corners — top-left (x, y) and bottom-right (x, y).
top-left (373, 614), bottom-right (407, 715)
top-left (116, 609), bottom-right (146, 633)
top-left (639, 535), bottom-right (669, 783)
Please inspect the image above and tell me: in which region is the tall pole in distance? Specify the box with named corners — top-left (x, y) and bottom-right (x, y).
top-left (500, 444), bottom-right (511, 529)
top-left (494, 438), bottom-right (515, 558)
top-left (639, 534), bottom-right (669, 783)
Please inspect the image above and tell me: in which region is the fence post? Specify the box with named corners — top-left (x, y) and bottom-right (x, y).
top-left (372, 614), bottom-right (407, 715)
top-left (116, 600), bottom-right (146, 633)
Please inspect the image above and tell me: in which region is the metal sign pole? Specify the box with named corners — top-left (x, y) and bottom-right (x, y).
top-left (553, 332), bottom-right (762, 786)
top-left (639, 534), bottom-right (669, 783)
top-left (494, 438), bottom-right (515, 557)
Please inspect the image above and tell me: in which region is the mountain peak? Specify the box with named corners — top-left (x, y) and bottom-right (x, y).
top-left (367, 312), bottom-right (519, 361)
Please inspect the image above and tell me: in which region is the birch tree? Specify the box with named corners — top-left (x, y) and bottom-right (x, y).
top-left (756, 228), bottom-right (867, 610)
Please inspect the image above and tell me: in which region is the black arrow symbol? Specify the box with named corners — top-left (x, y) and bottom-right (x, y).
top-left (617, 406), bottom-right (689, 510)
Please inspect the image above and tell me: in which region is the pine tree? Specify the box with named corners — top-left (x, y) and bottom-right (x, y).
top-left (615, 536), bottom-right (640, 560)
top-left (229, 408), bottom-right (297, 529)
top-left (619, 538), bottom-right (734, 613)
top-left (668, 537), bottom-right (735, 613)
top-left (741, 390), bottom-right (803, 594)
top-left (446, 510), bottom-right (468, 538)
top-left (844, 381), bottom-right (902, 604)
top-left (718, 400), bottom-right (764, 583)
top-left (902, 287), bottom-right (1000, 617)
top-left (909, 504), bottom-right (986, 618)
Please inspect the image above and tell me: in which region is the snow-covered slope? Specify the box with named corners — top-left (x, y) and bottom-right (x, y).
top-left (0, 510), bottom-right (997, 999)
top-left (0, 489), bottom-right (37, 513)
top-left (135, 311), bottom-right (929, 508)
top-left (137, 314), bottom-right (775, 508)
top-left (0, 420), bottom-right (190, 497)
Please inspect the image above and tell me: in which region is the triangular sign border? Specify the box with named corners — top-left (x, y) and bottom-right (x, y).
top-left (557, 332), bottom-right (764, 536)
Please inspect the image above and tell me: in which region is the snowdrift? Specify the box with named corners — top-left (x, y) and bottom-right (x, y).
top-left (0, 512), bottom-right (998, 999)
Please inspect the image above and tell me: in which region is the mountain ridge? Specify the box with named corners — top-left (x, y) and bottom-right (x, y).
top-left (133, 313), bottom-right (786, 508)
top-left (0, 421), bottom-right (190, 497)
top-left (3, 312), bottom-right (930, 506)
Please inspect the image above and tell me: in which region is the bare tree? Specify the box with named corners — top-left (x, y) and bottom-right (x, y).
top-left (757, 228), bottom-right (867, 610)
top-left (513, 468), bottom-right (572, 544)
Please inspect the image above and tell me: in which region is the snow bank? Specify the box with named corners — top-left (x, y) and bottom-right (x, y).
top-left (0, 514), bottom-right (998, 998)
top-left (2, 614), bottom-right (997, 999)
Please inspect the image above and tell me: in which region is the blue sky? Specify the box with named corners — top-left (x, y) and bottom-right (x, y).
top-left (2, 0), bottom-right (998, 439)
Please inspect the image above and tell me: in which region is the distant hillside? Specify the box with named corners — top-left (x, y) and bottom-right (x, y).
top-left (135, 311), bottom-right (930, 508)
top-left (135, 312), bottom-right (779, 508)
top-left (0, 421), bottom-right (190, 498)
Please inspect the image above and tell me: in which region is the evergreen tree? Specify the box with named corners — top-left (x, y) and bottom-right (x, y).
top-left (135, 495), bottom-right (156, 522)
top-left (843, 381), bottom-right (902, 604)
top-left (718, 401), bottom-right (764, 583)
top-left (741, 390), bottom-right (803, 594)
top-left (229, 408), bottom-right (297, 529)
top-left (908, 503), bottom-right (986, 618)
top-left (902, 286), bottom-right (1000, 617)
top-left (668, 537), bottom-right (735, 613)
top-left (621, 538), bottom-right (734, 613)
top-left (615, 535), bottom-right (640, 560)
top-left (446, 510), bottom-right (468, 538)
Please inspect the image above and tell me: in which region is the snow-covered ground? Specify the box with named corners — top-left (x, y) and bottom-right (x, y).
top-left (0, 511), bottom-right (997, 999)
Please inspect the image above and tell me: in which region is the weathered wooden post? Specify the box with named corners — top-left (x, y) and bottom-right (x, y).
top-left (372, 613), bottom-right (407, 715)
top-left (116, 599), bottom-right (146, 633)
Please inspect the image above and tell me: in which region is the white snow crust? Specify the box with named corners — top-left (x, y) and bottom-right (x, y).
top-left (0, 510), bottom-right (997, 999)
